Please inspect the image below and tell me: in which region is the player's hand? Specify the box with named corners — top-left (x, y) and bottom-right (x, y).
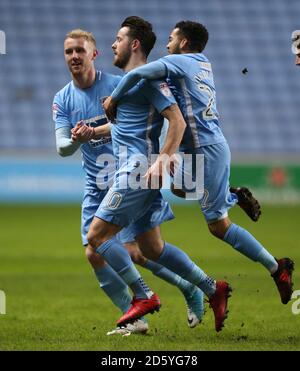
top-left (72, 123), bottom-right (95, 143)
top-left (169, 153), bottom-right (181, 177)
top-left (102, 96), bottom-right (117, 123)
top-left (144, 156), bottom-right (169, 189)
top-left (71, 120), bottom-right (84, 141)
top-left (144, 154), bottom-right (181, 189)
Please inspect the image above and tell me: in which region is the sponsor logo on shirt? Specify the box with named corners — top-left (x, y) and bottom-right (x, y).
top-left (83, 114), bottom-right (112, 148)
top-left (90, 137), bottom-right (112, 148)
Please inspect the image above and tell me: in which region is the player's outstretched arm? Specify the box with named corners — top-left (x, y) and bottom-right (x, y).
top-left (103, 61), bottom-right (167, 122)
top-left (111, 61), bottom-right (167, 101)
top-left (56, 126), bottom-right (80, 157)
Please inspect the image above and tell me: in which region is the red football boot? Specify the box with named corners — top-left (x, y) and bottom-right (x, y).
top-left (272, 258), bottom-right (294, 304)
top-left (209, 281), bottom-right (232, 332)
top-left (117, 293), bottom-right (161, 327)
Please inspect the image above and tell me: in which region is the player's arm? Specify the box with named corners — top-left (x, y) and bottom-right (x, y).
top-left (112, 61), bottom-right (167, 100)
top-left (93, 123), bottom-right (112, 138)
top-left (159, 104), bottom-right (186, 157)
top-left (53, 98), bottom-right (80, 157)
top-left (145, 104), bottom-right (186, 187)
top-left (56, 126), bottom-right (80, 157)
top-left (103, 61), bottom-right (167, 121)
top-left (71, 122), bottom-right (112, 142)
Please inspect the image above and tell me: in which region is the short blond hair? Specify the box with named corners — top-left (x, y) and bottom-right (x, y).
top-left (65, 29), bottom-right (97, 48)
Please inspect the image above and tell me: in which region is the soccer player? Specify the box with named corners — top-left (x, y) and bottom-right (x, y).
top-left (53, 29), bottom-right (204, 335)
top-left (103, 20), bottom-right (294, 305)
top-left (84, 16), bottom-right (232, 332)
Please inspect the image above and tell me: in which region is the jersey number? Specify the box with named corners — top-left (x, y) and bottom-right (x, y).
top-left (199, 84), bottom-right (217, 121)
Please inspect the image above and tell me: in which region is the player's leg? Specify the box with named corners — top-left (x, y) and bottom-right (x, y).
top-left (85, 248), bottom-right (131, 312)
top-left (136, 226), bottom-right (232, 332)
top-left (208, 217), bottom-right (294, 304)
top-left (82, 189), bottom-right (149, 335)
top-left (124, 240), bottom-right (204, 328)
top-left (85, 247), bottom-right (149, 336)
top-left (87, 216), bottom-right (158, 301)
top-left (201, 142), bottom-right (294, 304)
top-left (81, 189), bottom-right (132, 315)
top-left (171, 177), bottom-right (261, 222)
top-left (89, 187), bottom-right (162, 326)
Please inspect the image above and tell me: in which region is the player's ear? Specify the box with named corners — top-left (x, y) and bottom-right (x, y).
top-left (92, 49), bottom-right (99, 60)
top-left (180, 38), bottom-right (189, 51)
top-left (131, 39), bottom-right (140, 51)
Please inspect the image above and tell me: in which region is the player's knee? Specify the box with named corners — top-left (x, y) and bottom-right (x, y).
top-left (139, 244), bottom-right (162, 261)
top-left (130, 250), bottom-right (147, 266)
top-left (87, 231), bottom-right (104, 250)
top-left (208, 219), bottom-right (231, 239)
top-left (124, 241), bottom-right (147, 265)
top-left (208, 223), bottom-right (226, 239)
top-left (85, 247), bottom-right (105, 267)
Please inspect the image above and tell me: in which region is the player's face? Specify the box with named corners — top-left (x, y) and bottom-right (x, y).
top-left (64, 37), bottom-right (96, 76)
top-left (112, 27), bottom-right (132, 69)
top-left (296, 54), bottom-right (300, 66)
top-left (167, 28), bottom-right (182, 54)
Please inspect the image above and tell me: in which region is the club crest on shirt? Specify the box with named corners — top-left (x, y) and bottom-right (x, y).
top-left (52, 104), bottom-right (58, 121)
top-left (159, 82), bottom-right (172, 97)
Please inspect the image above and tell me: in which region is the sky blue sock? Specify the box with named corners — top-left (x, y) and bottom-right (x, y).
top-left (96, 237), bottom-right (152, 299)
top-left (94, 265), bottom-right (131, 313)
top-left (143, 260), bottom-right (195, 296)
top-left (223, 223), bottom-right (278, 272)
top-left (156, 242), bottom-right (216, 297)
top-left (121, 264), bottom-right (153, 299)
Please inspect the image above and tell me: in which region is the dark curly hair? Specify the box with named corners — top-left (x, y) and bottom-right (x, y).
top-left (175, 21), bottom-right (209, 52)
top-left (121, 16), bottom-right (156, 57)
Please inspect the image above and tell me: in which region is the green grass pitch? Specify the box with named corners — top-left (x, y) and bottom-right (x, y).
top-left (0, 203), bottom-right (299, 350)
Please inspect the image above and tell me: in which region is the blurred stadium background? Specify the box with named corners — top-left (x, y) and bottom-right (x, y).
top-left (0, 0), bottom-right (299, 203)
top-left (1, 0), bottom-right (300, 351)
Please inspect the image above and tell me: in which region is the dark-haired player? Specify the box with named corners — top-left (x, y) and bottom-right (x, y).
top-left (103, 20), bottom-right (294, 306)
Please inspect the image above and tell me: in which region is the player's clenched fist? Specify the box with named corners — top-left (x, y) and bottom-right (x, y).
top-left (71, 120), bottom-right (95, 142)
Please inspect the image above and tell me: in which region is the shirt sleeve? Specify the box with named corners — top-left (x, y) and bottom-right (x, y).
top-left (142, 79), bottom-right (177, 113)
top-left (111, 61), bottom-right (167, 100)
top-left (159, 55), bottom-right (187, 78)
top-left (55, 126), bottom-right (80, 157)
top-left (52, 93), bottom-right (71, 130)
